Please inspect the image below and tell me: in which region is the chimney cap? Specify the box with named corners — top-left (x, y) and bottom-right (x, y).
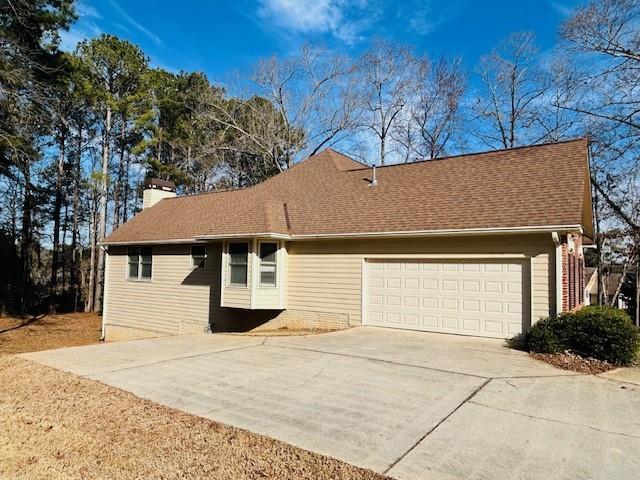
top-left (144, 177), bottom-right (176, 192)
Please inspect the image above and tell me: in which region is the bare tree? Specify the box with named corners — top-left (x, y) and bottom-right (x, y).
top-left (560, 0), bottom-right (640, 231)
top-left (393, 56), bottom-right (466, 161)
top-left (473, 32), bottom-right (548, 149)
top-left (557, 0), bottom-right (640, 323)
top-left (356, 40), bottom-right (417, 165)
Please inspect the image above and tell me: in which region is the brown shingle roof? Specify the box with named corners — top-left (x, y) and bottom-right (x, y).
top-left (103, 139), bottom-right (592, 244)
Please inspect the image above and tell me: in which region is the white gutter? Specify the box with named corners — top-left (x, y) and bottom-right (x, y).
top-left (194, 232), bottom-right (292, 241)
top-left (102, 225), bottom-right (584, 246)
top-left (289, 225), bottom-right (584, 240)
top-left (100, 246), bottom-right (109, 341)
top-left (99, 238), bottom-right (204, 246)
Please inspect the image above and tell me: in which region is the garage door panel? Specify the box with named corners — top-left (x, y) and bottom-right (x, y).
top-left (365, 260), bottom-right (525, 338)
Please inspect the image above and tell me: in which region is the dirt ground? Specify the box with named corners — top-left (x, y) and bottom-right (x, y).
top-left (0, 356), bottom-right (385, 480)
top-left (0, 312), bottom-right (102, 355)
top-left (530, 352), bottom-right (616, 374)
top-left (0, 315), bottom-right (385, 479)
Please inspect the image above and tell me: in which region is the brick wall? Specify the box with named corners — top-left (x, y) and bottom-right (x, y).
top-left (562, 233), bottom-right (585, 312)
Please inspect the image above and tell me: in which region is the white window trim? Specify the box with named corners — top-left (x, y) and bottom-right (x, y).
top-left (227, 241), bottom-right (250, 288)
top-left (126, 247), bottom-right (153, 282)
top-left (190, 244), bottom-right (207, 269)
top-left (258, 241), bottom-right (278, 288)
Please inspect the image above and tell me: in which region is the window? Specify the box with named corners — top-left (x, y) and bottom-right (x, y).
top-left (128, 247), bottom-right (152, 280)
top-left (191, 245), bottom-right (206, 268)
top-left (259, 242), bottom-right (278, 286)
top-left (228, 242), bottom-right (248, 286)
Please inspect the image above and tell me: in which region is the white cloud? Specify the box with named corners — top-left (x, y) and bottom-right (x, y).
top-left (75, 1), bottom-right (102, 19)
top-left (403, 1), bottom-right (461, 36)
top-left (59, 19), bottom-right (103, 51)
top-left (549, 1), bottom-right (573, 17)
top-left (258, 0), bottom-right (376, 44)
top-left (108, 0), bottom-right (163, 46)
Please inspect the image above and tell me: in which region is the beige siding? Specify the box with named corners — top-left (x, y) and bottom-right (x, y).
top-left (286, 234), bottom-right (555, 327)
top-left (104, 243), bottom-right (223, 339)
top-left (104, 233), bottom-right (557, 338)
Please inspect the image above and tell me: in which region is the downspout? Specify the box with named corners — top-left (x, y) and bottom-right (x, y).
top-left (100, 245), bottom-right (109, 341)
top-left (552, 232), bottom-right (563, 316)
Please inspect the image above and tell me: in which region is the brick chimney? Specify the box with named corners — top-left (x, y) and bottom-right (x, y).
top-left (143, 178), bottom-right (176, 209)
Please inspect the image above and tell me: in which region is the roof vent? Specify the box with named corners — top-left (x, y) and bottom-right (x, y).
top-left (369, 165), bottom-right (378, 187)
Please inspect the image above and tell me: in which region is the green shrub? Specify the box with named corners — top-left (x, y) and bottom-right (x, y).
top-left (526, 316), bottom-right (565, 353)
top-left (527, 306), bottom-right (640, 365)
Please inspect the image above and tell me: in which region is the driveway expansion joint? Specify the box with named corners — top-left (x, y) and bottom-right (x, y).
top-left (467, 400), bottom-right (640, 439)
top-left (78, 342), bottom-right (265, 377)
top-left (263, 343), bottom-right (490, 380)
top-left (382, 378), bottom-right (492, 475)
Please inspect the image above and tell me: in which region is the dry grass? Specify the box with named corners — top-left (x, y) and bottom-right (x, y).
top-left (0, 356), bottom-right (386, 480)
top-left (0, 314), bottom-right (384, 479)
top-left (0, 312), bottom-right (102, 355)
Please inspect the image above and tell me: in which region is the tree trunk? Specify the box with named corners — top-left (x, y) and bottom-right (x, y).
top-left (593, 184), bottom-right (605, 305)
top-left (71, 126), bottom-right (81, 310)
top-left (50, 136), bottom-right (65, 303)
top-left (86, 195), bottom-right (96, 312)
top-left (61, 201), bottom-right (69, 291)
top-left (610, 255), bottom-right (633, 307)
top-left (636, 255), bottom-right (639, 328)
top-left (94, 104), bottom-right (111, 312)
top-left (19, 162), bottom-right (32, 313)
top-left (113, 112), bottom-right (127, 228)
top-left (380, 134), bottom-right (386, 166)
top-left (123, 150), bottom-right (130, 222)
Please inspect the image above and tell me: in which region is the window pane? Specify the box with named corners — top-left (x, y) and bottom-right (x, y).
top-left (193, 256), bottom-right (206, 268)
top-left (141, 263), bottom-right (152, 279)
top-left (228, 243), bottom-right (248, 285)
top-left (260, 243), bottom-right (277, 264)
top-left (140, 247), bottom-right (152, 256)
top-left (259, 243), bottom-right (277, 286)
top-left (230, 265), bottom-right (247, 285)
top-left (260, 270), bottom-right (276, 286)
top-left (128, 261), bottom-right (139, 279)
top-left (192, 245), bottom-right (206, 268)
top-left (229, 242), bottom-right (248, 258)
top-left (229, 243), bottom-right (248, 266)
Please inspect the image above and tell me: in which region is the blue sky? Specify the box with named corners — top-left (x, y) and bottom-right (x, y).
top-left (63, 0), bottom-right (586, 86)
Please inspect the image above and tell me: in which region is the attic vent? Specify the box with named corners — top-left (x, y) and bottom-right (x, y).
top-left (369, 165), bottom-right (378, 187)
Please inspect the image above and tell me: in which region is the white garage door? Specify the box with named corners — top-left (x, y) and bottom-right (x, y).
top-left (364, 259), bottom-right (524, 338)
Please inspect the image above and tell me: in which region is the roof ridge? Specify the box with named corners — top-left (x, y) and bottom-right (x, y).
top-left (324, 148), bottom-right (370, 169)
top-left (343, 137), bottom-right (589, 171)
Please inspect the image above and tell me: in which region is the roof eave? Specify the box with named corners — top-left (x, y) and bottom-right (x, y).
top-left (101, 224), bottom-right (584, 246)
top-left (288, 225), bottom-right (584, 240)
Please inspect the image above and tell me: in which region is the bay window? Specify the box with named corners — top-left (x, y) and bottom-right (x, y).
top-left (228, 242), bottom-right (248, 286)
top-left (259, 242), bottom-right (277, 286)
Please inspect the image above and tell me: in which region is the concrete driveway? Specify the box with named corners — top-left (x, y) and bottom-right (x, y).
top-left (22, 327), bottom-right (640, 480)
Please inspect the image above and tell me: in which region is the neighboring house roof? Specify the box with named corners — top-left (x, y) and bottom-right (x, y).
top-left (586, 267), bottom-right (632, 297)
top-left (103, 139), bottom-right (593, 245)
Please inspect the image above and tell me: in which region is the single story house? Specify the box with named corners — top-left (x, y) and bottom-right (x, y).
top-left (101, 139), bottom-right (594, 341)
